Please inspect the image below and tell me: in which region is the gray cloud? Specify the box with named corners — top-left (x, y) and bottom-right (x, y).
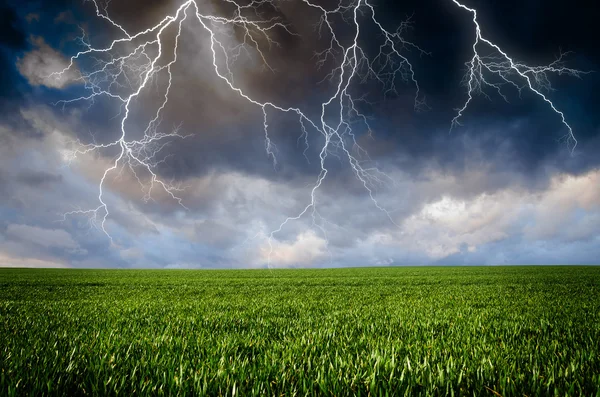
top-left (0, 103), bottom-right (599, 268)
top-left (0, 0), bottom-right (598, 268)
top-left (5, 224), bottom-right (82, 252)
top-left (16, 36), bottom-right (80, 89)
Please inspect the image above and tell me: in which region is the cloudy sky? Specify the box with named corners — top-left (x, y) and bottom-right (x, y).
top-left (0, 0), bottom-right (598, 268)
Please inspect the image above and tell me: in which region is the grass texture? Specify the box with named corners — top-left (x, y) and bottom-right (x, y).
top-left (1, 266), bottom-right (599, 396)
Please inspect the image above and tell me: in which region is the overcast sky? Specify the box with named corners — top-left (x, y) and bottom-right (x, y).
top-left (0, 0), bottom-right (599, 268)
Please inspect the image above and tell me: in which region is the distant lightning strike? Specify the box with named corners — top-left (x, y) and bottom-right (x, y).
top-left (450, 0), bottom-right (586, 151)
top-left (54, 0), bottom-right (582, 262)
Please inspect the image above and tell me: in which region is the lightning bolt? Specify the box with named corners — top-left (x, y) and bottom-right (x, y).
top-left (53, 0), bottom-right (424, 260)
top-left (52, 0), bottom-right (584, 264)
top-left (450, 0), bottom-right (587, 152)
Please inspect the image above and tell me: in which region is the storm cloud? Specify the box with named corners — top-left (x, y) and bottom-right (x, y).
top-left (0, 0), bottom-right (598, 268)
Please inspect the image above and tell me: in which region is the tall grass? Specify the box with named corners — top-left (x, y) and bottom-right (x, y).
top-left (1, 266), bottom-right (599, 396)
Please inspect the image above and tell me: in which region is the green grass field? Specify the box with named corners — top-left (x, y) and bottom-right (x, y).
top-left (1, 267), bottom-right (599, 396)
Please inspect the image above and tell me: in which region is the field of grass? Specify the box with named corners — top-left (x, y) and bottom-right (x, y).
top-left (1, 266), bottom-right (599, 396)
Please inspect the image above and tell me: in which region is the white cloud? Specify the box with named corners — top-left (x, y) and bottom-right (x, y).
top-left (0, 253), bottom-right (68, 268)
top-left (258, 231), bottom-right (328, 267)
top-left (525, 172), bottom-right (600, 239)
top-left (16, 36), bottom-right (80, 89)
top-left (393, 169), bottom-right (600, 260)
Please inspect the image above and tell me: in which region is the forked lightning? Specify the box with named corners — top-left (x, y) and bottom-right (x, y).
top-left (53, 0), bottom-right (583, 262)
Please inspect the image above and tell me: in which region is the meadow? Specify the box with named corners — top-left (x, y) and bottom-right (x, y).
top-left (1, 266), bottom-right (599, 396)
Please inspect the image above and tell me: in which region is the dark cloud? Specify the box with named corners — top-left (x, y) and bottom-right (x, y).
top-left (16, 170), bottom-right (63, 187)
top-left (0, 0), bottom-right (599, 268)
top-left (0, 2), bottom-right (28, 104)
top-left (73, 0), bottom-right (600, 188)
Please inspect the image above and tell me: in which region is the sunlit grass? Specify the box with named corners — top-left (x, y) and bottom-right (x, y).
top-left (1, 266), bottom-right (599, 396)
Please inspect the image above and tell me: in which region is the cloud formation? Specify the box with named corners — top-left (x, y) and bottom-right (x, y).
top-left (6, 224), bottom-right (81, 252)
top-left (0, 0), bottom-right (598, 268)
top-left (16, 36), bottom-right (80, 89)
